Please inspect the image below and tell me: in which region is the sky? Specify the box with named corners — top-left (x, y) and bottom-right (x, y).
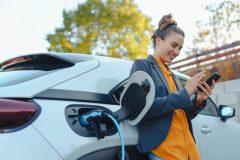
top-left (0, 0), bottom-right (212, 62)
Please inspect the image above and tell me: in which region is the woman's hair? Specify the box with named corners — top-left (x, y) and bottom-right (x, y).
top-left (151, 14), bottom-right (185, 49)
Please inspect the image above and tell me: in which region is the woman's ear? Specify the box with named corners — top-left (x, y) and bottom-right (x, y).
top-left (156, 37), bottom-right (162, 46)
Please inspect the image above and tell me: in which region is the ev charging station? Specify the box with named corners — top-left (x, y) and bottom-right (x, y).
top-left (79, 71), bottom-right (155, 160)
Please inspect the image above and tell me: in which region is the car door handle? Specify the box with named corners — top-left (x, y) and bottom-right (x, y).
top-left (201, 126), bottom-right (212, 135)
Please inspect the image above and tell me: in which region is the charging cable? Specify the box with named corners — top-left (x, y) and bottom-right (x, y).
top-left (106, 113), bottom-right (125, 160)
top-left (79, 111), bottom-right (125, 160)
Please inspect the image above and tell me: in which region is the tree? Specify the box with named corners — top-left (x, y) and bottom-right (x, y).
top-left (46, 0), bottom-right (154, 60)
top-left (190, 0), bottom-right (240, 52)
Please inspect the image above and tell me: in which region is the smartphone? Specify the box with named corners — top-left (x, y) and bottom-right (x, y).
top-left (198, 72), bottom-right (221, 92)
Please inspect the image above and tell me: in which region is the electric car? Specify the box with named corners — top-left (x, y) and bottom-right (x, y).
top-left (0, 53), bottom-right (239, 160)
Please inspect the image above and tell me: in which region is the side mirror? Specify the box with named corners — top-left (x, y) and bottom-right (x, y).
top-left (219, 105), bottom-right (235, 121)
top-left (113, 71), bottom-right (155, 125)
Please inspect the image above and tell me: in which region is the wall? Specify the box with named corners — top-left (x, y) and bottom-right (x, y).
top-left (211, 79), bottom-right (240, 122)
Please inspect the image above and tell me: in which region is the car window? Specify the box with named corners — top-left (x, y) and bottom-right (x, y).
top-left (0, 54), bottom-right (74, 71)
top-left (0, 54), bottom-right (95, 87)
top-left (199, 98), bottom-right (219, 117)
top-left (0, 54), bottom-right (67, 87)
top-left (177, 77), bottom-right (187, 87)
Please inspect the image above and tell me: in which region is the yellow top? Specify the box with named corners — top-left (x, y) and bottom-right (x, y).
top-left (151, 57), bottom-right (200, 160)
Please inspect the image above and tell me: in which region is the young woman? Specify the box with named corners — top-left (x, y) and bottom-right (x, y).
top-left (130, 14), bottom-right (215, 160)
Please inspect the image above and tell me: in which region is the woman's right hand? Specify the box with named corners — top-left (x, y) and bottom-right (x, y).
top-left (185, 71), bottom-right (206, 96)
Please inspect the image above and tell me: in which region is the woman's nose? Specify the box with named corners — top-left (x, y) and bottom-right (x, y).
top-left (174, 48), bottom-right (180, 56)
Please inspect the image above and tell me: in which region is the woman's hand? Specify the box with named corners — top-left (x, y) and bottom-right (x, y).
top-left (185, 71), bottom-right (206, 96)
top-left (196, 80), bottom-right (215, 106)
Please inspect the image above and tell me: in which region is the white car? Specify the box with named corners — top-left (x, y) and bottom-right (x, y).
top-left (0, 53), bottom-right (238, 160)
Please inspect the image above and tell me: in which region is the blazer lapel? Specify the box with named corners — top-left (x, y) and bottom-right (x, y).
top-left (147, 55), bottom-right (170, 93)
top-left (172, 73), bottom-right (182, 90)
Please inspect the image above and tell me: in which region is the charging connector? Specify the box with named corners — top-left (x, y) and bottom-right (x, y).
top-left (79, 111), bottom-right (125, 160)
top-left (79, 111), bottom-right (102, 127)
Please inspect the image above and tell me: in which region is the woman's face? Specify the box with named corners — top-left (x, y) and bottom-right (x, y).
top-left (154, 32), bottom-right (184, 64)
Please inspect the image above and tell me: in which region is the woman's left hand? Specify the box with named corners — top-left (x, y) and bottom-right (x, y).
top-left (196, 80), bottom-right (215, 106)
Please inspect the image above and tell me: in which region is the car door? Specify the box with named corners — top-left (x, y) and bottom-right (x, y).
top-left (192, 98), bottom-right (240, 160)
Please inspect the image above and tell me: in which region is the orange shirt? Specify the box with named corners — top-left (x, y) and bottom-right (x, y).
top-left (151, 58), bottom-right (200, 160)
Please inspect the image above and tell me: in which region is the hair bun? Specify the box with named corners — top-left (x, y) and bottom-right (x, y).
top-left (158, 14), bottom-right (177, 31)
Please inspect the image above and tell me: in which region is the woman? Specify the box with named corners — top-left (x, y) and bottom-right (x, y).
top-left (130, 14), bottom-right (215, 160)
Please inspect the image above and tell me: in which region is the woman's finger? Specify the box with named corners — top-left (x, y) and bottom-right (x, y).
top-left (202, 81), bottom-right (211, 94)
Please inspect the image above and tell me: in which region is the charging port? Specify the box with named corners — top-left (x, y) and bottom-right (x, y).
top-left (65, 104), bottom-right (117, 137)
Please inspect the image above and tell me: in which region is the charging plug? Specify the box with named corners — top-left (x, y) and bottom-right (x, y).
top-left (79, 111), bottom-right (102, 127)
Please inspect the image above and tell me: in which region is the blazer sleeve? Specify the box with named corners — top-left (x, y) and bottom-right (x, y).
top-left (188, 94), bottom-right (206, 119)
top-left (130, 59), bottom-right (194, 120)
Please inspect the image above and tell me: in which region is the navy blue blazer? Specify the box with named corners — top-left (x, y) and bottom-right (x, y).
top-left (130, 55), bottom-right (205, 153)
